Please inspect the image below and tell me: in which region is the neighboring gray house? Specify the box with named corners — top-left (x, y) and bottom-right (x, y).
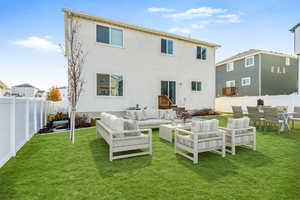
top-left (216, 49), bottom-right (298, 97)
top-left (290, 23), bottom-right (300, 94)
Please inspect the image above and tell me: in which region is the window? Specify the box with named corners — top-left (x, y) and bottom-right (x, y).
top-left (161, 39), bottom-right (173, 55)
top-left (197, 46), bottom-right (207, 60)
top-left (226, 80), bottom-right (235, 87)
top-left (286, 57), bottom-right (290, 66)
top-left (245, 56), bottom-right (254, 67)
top-left (191, 81), bottom-right (202, 91)
top-left (96, 73), bottom-right (123, 96)
top-left (271, 66), bottom-right (275, 73)
top-left (96, 25), bottom-right (123, 47)
top-left (283, 67), bottom-right (286, 74)
top-left (277, 67), bottom-right (280, 73)
top-left (226, 62), bottom-right (234, 72)
top-left (241, 77), bottom-right (251, 86)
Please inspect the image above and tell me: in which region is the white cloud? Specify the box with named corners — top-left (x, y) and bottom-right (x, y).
top-left (216, 14), bottom-right (240, 23)
top-left (164, 7), bottom-right (227, 20)
top-left (168, 27), bottom-right (191, 35)
top-left (12, 36), bottom-right (60, 53)
top-left (190, 20), bottom-right (211, 29)
top-left (148, 7), bottom-right (175, 13)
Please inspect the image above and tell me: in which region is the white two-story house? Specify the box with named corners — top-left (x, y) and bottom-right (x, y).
top-left (290, 23), bottom-right (300, 94)
top-left (62, 9), bottom-right (220, 112)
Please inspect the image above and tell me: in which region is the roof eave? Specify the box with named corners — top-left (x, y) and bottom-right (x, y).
top-left (61, 8), bottom-right (221, 48)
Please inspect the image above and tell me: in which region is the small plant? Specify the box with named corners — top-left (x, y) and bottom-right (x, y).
top-left (257, 98), bottom-right (264, 106)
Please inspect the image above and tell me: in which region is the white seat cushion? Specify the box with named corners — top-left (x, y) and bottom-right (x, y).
top-left (113, 134), bottom-right (149, 147)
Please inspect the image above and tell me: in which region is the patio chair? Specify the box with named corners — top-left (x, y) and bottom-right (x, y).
top-left (289, 106), bottom-right (300, 129)
top-left (247, 106), bottom-right (264, 128)
top-left (232, 106), bottom-right (243, 118)
top-left (174, 119), bottom-right (225, 164)
top-left (220, 117), bottom-right (256, 155)
top-left (276, 106), bottom-right (288, 113)
top-left (263, 107), bottom-right (284, 133)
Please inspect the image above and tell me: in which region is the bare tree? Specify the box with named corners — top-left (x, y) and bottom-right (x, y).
top-left (65, 16), bottom-right (85, 144)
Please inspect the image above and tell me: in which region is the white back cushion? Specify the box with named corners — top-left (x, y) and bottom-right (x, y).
top-left (228, 117), bottom-right (249, 129)
top-left (143, 109), bottom-right (159, 119)
top-left (125, 110), bottom-right (137, 120)
top-left (135, 110), bottom-right (145, 121)
top-left (165, 110), bottom-right (177, 120)
top-left (191, 119), bottom-right (219, 133)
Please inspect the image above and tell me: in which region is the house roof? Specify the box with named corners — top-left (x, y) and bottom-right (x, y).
top-left (290, 23), bottom-right (300, 32)
top-left (216, 49), bottom-right (296, 66)
top-left (13, 83), bottom-right (36, 88)
top-left (62, 8), bottom-right (221, 48)
top-left (0, 80), bottom-right (8, 89)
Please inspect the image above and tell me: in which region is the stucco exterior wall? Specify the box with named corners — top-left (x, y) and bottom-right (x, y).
top-left (71, 17), bottom-right (217, 112)
top-left (261, 54), bottom-right (298, 95)
top-left (216, 55), bottom-right (260, 97)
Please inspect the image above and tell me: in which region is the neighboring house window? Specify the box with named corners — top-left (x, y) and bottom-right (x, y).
top-left (226, 80), bottom-right (235, 87)
top-left (161, 39), bottom-right (173, 54)
top-left (245, 56), bottom-right (254, 67)
top-left (226, 62), bottom-right (234, 72)
top-left (191, 81), bottom-right (202, 91)
top-left (286, 57), bottom-right (290, 66)
top-left (271, 66), bottom-right (275, 73)
top-left (96, 73), bottom-right (123, 96)
top-left (283, 67), bottom-right (286, 74)
top-left (241, 77), bottom-right (251, 86)
top-left (96, 25), bottom-right (123, 47)
top-left (277, 67), bottom-right (280, 73)
top-left (196, 46), bottom-right (207, 60)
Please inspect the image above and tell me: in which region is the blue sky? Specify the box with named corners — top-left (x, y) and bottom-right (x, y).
top-left (1, 0), bottom-right (299, 90)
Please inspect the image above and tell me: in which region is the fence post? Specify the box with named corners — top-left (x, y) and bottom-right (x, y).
top-left (40, 101), bottom-right (44, 128)
top-left (33, 99), bottom-right (37, 134)
top-left (10, 97), bottom-right (16, 157)
top-left (25, 99), bottom-right (30, 141)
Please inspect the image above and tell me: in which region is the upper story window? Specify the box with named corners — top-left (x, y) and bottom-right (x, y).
top-left (96, 73), bottom-right (123, 96)
top-left (286, 57), bottom-right (290, 66)
top-left (226, 80), bottom-right (235, 87)
top-left (191, 81), bottom-right (202, 92)
top-left (197, 46), bottom-right (207, 60)
top-left (241, 77), bottom-right (251, 86)
top-left (96, 25), bottom-right (123, 47)
top-left (161, 39), bottom-right (173, 55)
top-left (245, 56), bottom-right (255, 67)
top-left (226, 62), bottom-right (234, 72)
top-left (271, 66), bottom-right (275, 73)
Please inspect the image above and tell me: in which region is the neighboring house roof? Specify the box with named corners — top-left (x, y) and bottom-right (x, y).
top-left (62, 8), bottom-right (221, 48)
top-left (58, 86), bottom-right (67, 89)
top-left (13, 83), bottom-right (36, 88)
top-left (216, 49), bottom-right (296, 66)
top-left (290, 23), bottom-right (300, 32)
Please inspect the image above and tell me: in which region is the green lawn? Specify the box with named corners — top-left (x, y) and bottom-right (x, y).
top-left (1, 115), bottom-right (300, 200)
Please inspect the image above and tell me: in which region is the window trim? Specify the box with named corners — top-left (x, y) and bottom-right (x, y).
top-left (241, 77), bottom-right (251, 86)
top-left (226, 62), bottom-right (234, 72)
top-left (95, 23), bottom-right (125, 48)
top-left (161, 38), bottom-right (173, 55)
top-left (286, 57), bottom-right (290, 66)
top-left (226, 80), bottom-right (236, 87)
top-left (196, 46), bottom-right (207, 60)
top-left (191, 81), bottom-right (202, 92)
top-left (96, 73), bottom-right (124, 97)
top-left (245, 56), bottom-right (255, 67)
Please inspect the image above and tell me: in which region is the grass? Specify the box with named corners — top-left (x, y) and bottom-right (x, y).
top-left (1, 115), bottom-right (300, 200)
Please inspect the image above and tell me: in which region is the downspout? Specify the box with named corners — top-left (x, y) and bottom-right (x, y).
top-left (258, 54), bottom-right (262, 96)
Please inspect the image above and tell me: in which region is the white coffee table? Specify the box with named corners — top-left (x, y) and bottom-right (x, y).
top-left (159, 123), bottom-right (191, 143)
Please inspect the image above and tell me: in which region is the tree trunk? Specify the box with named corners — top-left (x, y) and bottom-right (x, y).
top-left (69, 109), bottom-right (76, 144)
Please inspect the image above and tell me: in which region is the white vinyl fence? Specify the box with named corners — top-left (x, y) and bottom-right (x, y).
top-left (215, 94), bottom-right (300, 113)
top-left (0, 97), bottom-right (68, 168)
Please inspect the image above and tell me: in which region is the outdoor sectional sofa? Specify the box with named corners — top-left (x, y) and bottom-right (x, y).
top-left (124, 109), bottom-right (183, 129)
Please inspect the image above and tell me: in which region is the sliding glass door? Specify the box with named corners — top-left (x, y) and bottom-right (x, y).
top-left (161, 81), bottom-right (176, 104)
